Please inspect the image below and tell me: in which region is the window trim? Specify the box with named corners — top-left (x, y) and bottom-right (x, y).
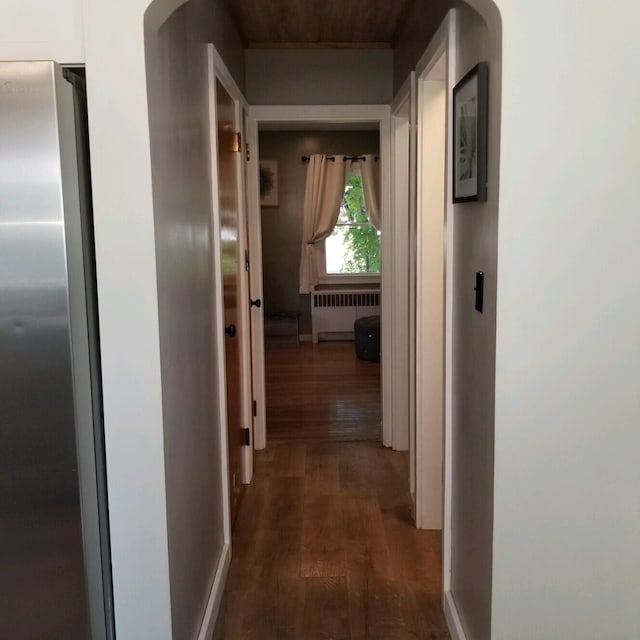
top-left (316, 242), bottom-right (381, 285)
top-left (317, 164), bottom-right (381, 283)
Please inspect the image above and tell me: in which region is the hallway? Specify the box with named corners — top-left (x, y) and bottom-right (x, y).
top-left (213, 344), bottom-right (449, 639)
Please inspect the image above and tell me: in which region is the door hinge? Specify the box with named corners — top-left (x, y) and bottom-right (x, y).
top-left (232, 131), bottom-right (242, 153)
top-left (241, 427), bottom-right (251, 446)
top-left (245, 142), bottom-right (251, 162)
top-left (252, 400), bottom-right (257, 417)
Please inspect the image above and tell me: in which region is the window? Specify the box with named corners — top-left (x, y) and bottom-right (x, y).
top-left (323, 171), bottom-right (381, 276)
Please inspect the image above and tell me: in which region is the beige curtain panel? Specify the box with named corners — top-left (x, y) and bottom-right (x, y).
top-left (299, 154), bottom-right (349, 294)
top-left (360, 154), bottom-right (381, 230)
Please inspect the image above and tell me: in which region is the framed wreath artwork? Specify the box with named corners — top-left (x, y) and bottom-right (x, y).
top-left (453, 63), bottom-right (488, 203)
top-left (259, 158), bottom-right (279, 207)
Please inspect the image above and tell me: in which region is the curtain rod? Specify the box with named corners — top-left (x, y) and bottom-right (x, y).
top-left (301, 155), bottom-right (380, 163)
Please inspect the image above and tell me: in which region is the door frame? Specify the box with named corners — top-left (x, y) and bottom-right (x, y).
top-left (200, 47), bottom-right (231, 639)
top-left (415, 52), bottom-right (447, 532)
top-left (412, 10), bottom-right (462, 634)
top-left (198, 44), bottom-right (269, 639)
top-left (243, 112), bottom-right (267, 451)
top-left (197, 44), bottom-right (260, 640)
top-left (391, 73), bottom-right (417, 497)
top-left (246, 104), bottom-right (393, 450)
top-left (210, 46), bottom-right (255, 484)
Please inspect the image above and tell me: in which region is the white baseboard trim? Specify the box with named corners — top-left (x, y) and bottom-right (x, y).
top-left (444, 591), bottom-right (467, 640)
top-left (197, 543), bottom-right (231, 640)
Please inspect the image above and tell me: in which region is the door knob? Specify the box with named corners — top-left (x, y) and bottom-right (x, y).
top-left (250, 298), bottom-right (262, 308)
top-left (225, 324), bottom-right (237, 338)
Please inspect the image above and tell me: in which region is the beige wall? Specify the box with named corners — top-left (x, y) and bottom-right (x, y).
top-left (145, 2), bottom-right (225, 638)
top-left (246, 49), bottom-right (393, 105)
top-left (259, 130), bottom-right (380, 335)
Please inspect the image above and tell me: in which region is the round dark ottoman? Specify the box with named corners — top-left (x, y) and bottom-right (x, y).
top-left (354, 315), bottom-right (381, 362)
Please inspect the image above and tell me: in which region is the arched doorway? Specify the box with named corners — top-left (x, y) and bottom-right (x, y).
top-left (84, 0), bottom-right (503, 636)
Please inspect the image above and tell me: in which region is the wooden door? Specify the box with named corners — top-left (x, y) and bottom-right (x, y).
top-left (216, 79), bottom-right (243, 524)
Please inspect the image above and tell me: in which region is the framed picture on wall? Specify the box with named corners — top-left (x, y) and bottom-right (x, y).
top-left (259, 158), bottom-right (279, 207)
top-left (453, 63), bottom-right (488, 203)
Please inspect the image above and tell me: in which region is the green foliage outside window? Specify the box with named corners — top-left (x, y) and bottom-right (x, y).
top-left (333, 174), bottom-right (380, 273)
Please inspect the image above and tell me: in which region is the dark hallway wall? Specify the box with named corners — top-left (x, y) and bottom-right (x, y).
top-left (449, 6), bottom-right (499, 640)
top-left (144, 0), bottom-right (239, 634)
top-left (393, 0), bottom-right (451, 92)
top-left (246, 49), bottom-right (393, 105)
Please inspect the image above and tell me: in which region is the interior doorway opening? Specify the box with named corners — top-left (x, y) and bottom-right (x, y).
top-left (246, 106), bottom-right (396, 451)
top-left (87, 0), bottom-right (506, 634)
top-left (215, 113), bottom-right (449, 639)
top-left (257, 124), bottom-right (383, 444)
top-left (208, 8), bottom-right (498, 638)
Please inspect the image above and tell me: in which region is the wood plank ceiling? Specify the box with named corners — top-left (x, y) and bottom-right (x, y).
top-left (223, 0), bottom-right (417, 49)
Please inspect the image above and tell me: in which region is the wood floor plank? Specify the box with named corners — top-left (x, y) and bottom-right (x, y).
top-left (224, 546), bottom-right (262, 592)
top-left (410, 588), bottom-right (452, 638)
top-left (215, 441), bottom-right (450, 639)
top-left (356, 493), bottom-right (389, 551)
top-left (346, 566), bottom-right (368, 640)
top-left (366, 579), bottom-right (418, 640)
top-left (271, 442), bottom-right (307, 478)
top-left (301, 493), bottom-right (346, 577)
top-left (232, 470), bottom-right (269, 537)
top-left (338, 441), bottom-right (386, 493)
top-left (342, 489), bottom-right (395, 581)
top-left (212, 590), bottom-right (247, 640)
top-left (296, 577), bottom-right (351, 640)
top-left (382, 506), bottom-right (443, 592)
top-left (304, 454), bottom-right (341, 496)
top-left (244, 576), bottom-right (302, 640)
top-left (266, 342), bottom-right (381, 442)
top-left (214, 344), bottom-right (450, 640)
top-left (263, 476), bottom-right (305, 531)
top-left (375, 450), bottom-right (411, 513)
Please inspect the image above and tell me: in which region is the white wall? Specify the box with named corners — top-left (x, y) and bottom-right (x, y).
top-left (0, 0), bottom-right (84, 62)
top-left (82, 0), bottom-right (176, 635)
top-left (145, 3), bottom-right (225, 638)
top-left (245, 49), bottom-right (394, 105)
top-left (489, 0), bottom-right (640, 637)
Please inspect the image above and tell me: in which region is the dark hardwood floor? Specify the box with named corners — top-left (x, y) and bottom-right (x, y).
top-left (265, 342), bottom-right (382, 442)
top-left (213, 342), bottom-right (449, 640)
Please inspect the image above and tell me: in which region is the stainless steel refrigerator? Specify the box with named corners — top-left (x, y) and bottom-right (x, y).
top-left (0, 61), bottom-right (114, 639)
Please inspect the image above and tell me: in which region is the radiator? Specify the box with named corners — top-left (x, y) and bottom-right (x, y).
top-left (311, 289), bottom-right (380, 343)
